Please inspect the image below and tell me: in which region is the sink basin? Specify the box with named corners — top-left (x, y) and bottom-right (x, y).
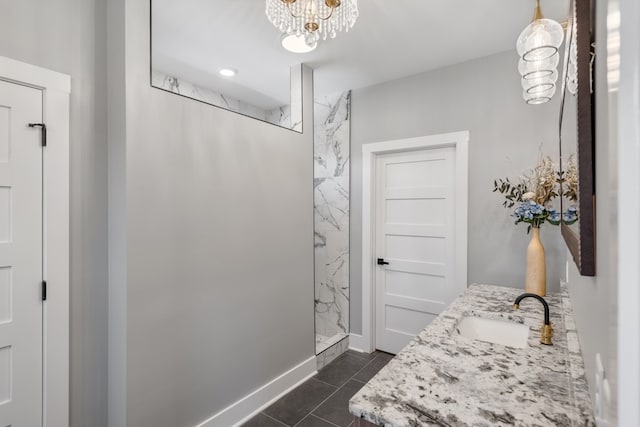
top-left (454, 316), bottom-right (530, 349)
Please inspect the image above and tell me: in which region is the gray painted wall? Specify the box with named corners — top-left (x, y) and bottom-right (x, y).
top-left (109, 1), bottom-right (316, 425)
top-left (350, 51), bottom-right (565, 334)
top-left (0, 1), bottom-right (109, 426)
top-left (565, 0), bottom-right (618, 424)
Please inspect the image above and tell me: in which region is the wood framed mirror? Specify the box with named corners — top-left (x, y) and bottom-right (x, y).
top-left (559, 0), bottom-right (595, 276)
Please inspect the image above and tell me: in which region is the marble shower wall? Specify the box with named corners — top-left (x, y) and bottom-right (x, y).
top-left (314, 91), bottom-right (351, 353)
top-left (316, 337), bottom-right (350, 370)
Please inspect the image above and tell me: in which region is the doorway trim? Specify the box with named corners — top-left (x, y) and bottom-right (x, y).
top-left (618, 0), bottom-right (640, 423)
top-left (359, 131), bottom-right (468, 353)
top-left (0, 56), bottom-right (70, 427)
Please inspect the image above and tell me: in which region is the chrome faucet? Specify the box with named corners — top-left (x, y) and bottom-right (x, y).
top-left (513, 293), bottom-right (553, 345)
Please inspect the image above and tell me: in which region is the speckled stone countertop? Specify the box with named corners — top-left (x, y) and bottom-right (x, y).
top-left (349, 284), bottom-right (595, 427)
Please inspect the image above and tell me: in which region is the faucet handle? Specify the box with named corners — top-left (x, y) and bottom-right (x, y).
top-left (541, 323), bottom-right (553, 345)
top-left (512, 296), bottom-right (553, 346)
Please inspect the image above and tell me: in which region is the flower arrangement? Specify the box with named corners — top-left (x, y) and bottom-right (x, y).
top-left (558, 154), bottom-right (579, 202)
top-left (494, 156), bottom-right (578, 232)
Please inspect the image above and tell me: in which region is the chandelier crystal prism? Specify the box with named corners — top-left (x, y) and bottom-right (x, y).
top-left (516, 0), bottom-right (564, 105)
top-left (266, 0), bottom-right (359, 50)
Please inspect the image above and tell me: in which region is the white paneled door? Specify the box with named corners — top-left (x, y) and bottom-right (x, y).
top-left (374, 147), bottom-right (458, 354)
top-left (0, 80), bottom-right (44, 426)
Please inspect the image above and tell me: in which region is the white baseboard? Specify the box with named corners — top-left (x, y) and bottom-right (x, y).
top-left (196, 356), bottom-right (317, 427)
top-left (348, 333), bottom-right (369, 353)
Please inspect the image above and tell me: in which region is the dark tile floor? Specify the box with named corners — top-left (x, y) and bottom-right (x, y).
top-left (242, 350), bottom-right (394, 427)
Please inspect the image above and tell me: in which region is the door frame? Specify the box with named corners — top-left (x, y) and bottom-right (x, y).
top-left (0, 56), bottom-right (70, 427)
top-left (359, 131), bottom-right (468, 353)
top-left (618, 0), bottom-right (640, 423)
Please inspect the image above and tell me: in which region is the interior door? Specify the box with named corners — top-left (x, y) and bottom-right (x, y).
top-left (374, 147), bottom-right (457, 354)
top-left (0, 80), bottom-right (44, 426)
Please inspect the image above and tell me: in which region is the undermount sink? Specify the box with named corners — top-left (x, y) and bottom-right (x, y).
top-left (454, 316), bottom-right (530, 349)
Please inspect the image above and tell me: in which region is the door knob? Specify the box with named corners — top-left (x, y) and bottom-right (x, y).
top-left (377, 258), bottom-right (389, 265)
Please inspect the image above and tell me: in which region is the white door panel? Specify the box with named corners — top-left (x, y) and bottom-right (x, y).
top-left (385, 198), bottom-right (446, 224)
top-left (386, 260), bottom-right (446, 277)
top-left (375, 147), bottom-right (457, 354)
top-left (385, 158), bottom-right (448, 188)
top-left (384, 224), bottom-right (446, 238)
top-left (385, 270), bottom-right (447, 302)
top-left (0, 80), bottom-right (43, 427)
top-left (386, 235), bottom-right (446, 262)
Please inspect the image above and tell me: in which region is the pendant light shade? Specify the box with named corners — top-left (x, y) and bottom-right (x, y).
top-left (517, 18), bottom-right (564, 62)
top-left (518, 55), bottom-right (559, 80)
top-left (516, 0), bottom-right (564, 105)
top-left (522, 70), bottom-right (559, 92)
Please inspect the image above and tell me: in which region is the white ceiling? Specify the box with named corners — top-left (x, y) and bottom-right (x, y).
top-left (152, 0), bottom-right (570, 109)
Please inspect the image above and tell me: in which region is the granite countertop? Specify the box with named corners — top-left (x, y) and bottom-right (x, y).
top-left (349, 284), bottom-right (595, 427)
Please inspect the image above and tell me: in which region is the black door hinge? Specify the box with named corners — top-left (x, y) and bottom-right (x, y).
top-left (42, 281), bottom-right (47, 301)
top-left (28, 123), bottom-right (47, 147)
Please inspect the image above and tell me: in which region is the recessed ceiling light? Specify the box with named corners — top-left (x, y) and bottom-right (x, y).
top-left (281, 34), bottom-right (317, 54)
top-left (218, 68), bottom-right (237, 77)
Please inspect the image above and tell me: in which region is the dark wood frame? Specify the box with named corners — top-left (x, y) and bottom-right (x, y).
top-left (559, 0), bottom-right (596, 276)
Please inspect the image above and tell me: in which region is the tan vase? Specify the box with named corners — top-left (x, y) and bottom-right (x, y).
top-left (525, 227), bottom-right (546, 296)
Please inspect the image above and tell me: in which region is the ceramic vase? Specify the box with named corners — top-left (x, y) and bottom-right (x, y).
top-left (525, 227), bottom-right (546, 296)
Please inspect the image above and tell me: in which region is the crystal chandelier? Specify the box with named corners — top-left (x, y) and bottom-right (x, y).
top-left (516, 0), bottom-right (564, 104)
top-left (266, 0), bottom-right (359, 52)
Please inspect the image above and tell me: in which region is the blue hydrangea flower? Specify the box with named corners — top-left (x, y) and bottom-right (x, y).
top-left (513, 200), bottom-right (546, 221)
top-left (561, 205), bottom-right (579, 224)
top-left (547, 208), bottom-right (561, 222)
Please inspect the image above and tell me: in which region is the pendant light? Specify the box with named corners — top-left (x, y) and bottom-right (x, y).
top-left (517, 0), bottom-right (564, 104)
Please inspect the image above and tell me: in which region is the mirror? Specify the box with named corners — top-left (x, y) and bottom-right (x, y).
top-left (150, 0), bottom-right (303, 132)
top-left (148, 0), bottom-right (572, 359)
top-left (559, 0), bottom-right (596, 276)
